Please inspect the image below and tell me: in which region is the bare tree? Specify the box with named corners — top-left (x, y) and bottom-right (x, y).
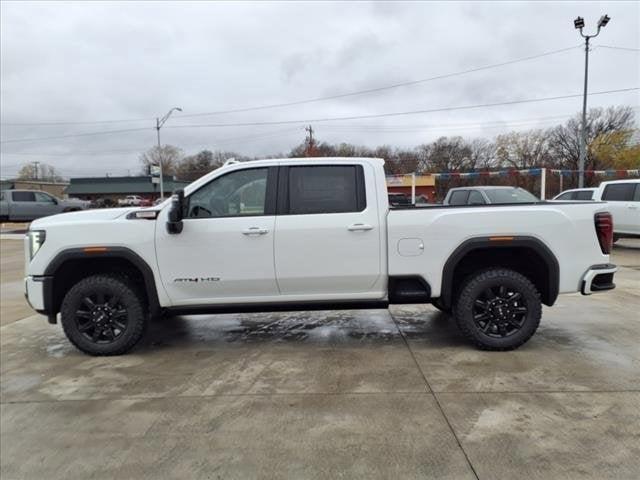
top-left (468, 138), bottom-right (497, 170)
top-left (174, 150), bottom-right (244, 181)
top-left (17, 163), bottom-right (64, 182)
top-left (495, 130), bottom-right (550, 169)
top-left (547, 106), bottom-right (635, 186)
top-left (139, 145), bottom-right (183, 176)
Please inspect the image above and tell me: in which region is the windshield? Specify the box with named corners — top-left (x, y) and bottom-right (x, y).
top-left (485, 188), bottom-right (539, 204)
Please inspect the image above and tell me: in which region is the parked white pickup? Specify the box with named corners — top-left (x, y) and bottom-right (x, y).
top-left (594, 179), bottom-right (640, 239)
top-left (117, 195), bottom-right (144, 207)
top-left (24, 157), bottom-right (617, 355)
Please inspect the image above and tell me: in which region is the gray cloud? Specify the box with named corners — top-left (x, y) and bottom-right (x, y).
top-left (1, 0), bottom-right (638, 178)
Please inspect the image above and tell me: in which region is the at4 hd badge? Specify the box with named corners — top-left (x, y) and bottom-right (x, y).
top-left (173, 277), bottom-right (220, 283)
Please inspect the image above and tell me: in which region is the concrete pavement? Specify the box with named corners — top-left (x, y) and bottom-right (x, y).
top-left (1, 238), bottom-right (639, 479)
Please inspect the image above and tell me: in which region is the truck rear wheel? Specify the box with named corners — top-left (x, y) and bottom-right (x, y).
top-left (453, 268), bottom-right (541, 351)
top-left (60, 274), bottom-right (147, 356)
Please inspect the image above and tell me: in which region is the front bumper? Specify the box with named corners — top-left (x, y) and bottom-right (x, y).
top-left (24, 275), bottom-right (56, 323)
top-left (581, 264), bottom-right (617, 295)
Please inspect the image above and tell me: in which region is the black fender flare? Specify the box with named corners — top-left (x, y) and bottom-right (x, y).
top-left (43, 246), bottom-right (161, 317)
top-left (439, 236), bottom-right (560, 308)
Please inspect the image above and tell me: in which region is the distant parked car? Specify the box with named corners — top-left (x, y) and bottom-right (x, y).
top-left (443, 186), bottom-right (539, 206)
top-left (117, 195), bottom-right (145, 207)
top-left (91, 198), bottom-right (116, 209)
top-left (594, 179), bottom-right (640, 240)
top-left (388, 192), bottom-right (412, 206)
top-left (0, 190), bottom-right (89, 222)
top-left (552, 188), bottom-right (598, 201)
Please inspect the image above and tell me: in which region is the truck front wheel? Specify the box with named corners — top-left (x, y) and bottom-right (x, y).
top-left (453, 268), bottom-right (541, 351)
top-left (60, 274), bottom-right (147, 355)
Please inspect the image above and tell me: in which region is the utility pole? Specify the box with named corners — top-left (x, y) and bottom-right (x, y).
top-left (155, 107), bottom-right (182, 199)
top-left (33, 161), bottom-right (40, 180)
top-left (305, 125), bottom-right (315, 156)
top-left (574, 14), bottom-right (610, 188)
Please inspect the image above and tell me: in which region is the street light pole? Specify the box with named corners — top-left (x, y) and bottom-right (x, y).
top-left (574, 14), bottom-right (610, 188)
top-left (155, 107), bottom-right (182, 199)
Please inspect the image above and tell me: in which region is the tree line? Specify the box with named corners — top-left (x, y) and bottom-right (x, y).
top-left (17, 105), bottom-right (638, 197)
top-left (142, 105), bottom-right (638, 197)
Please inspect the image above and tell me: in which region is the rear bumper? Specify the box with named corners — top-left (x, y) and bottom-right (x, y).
top-left (581, 264), bottom-right (617, 295)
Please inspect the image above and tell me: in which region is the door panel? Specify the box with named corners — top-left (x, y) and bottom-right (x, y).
top-left (34, 192), bottom-right (60, 216)
top-left (10, 191), bottom-right (36, 219)
top-left (602, 183), bottom-right (639, 234)
top-left (155, 166), bottom-right (279, 305)
top-left (274, 164), bottom-right (381, 296)
top-left (156, 216), bottom-right (277, 304)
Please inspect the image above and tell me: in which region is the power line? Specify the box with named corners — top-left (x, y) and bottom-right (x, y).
top-left (1, 113), bottom-right (577, 155)
top-left (163, 87), bottom-right (640, 128)
top-left (0, 116), bottom-right (155, 128)
top-left (595, 45), bottom-right (640, 52)
top-left (1, 87), bottom-right (637, 144)
top-left (0, 128), bottom-right (301, 156)
top-left (166, 45), bottom-right (584, 119)
top-left (0, 45), bottom-right (582, 127)
top-left (0, 127), bottom-right (152, 145)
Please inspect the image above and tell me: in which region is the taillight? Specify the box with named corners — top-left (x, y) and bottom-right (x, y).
top-left (594, 212), bottom-right (613, 254)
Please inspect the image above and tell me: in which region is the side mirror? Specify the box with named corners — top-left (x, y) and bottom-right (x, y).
top-left (167, 189), bottom-right (185, 234)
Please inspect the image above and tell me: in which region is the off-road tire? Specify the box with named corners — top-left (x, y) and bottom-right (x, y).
top-left (60, 274), bottom-right (147, 356)
top-left (453, 268), bottom-right (541, 351)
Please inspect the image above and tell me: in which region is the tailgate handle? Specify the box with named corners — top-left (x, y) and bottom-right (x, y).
top-left (242, 227), bottom-right (269, 235)
top-left (348, 223), bottom-right (373, 231)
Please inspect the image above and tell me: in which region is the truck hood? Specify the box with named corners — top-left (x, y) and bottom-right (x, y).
top-left (30, 207), bottom-right (136, 229)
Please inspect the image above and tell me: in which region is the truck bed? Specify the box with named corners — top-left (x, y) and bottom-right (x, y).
top-left (387, 201), bottom-right (611, 297)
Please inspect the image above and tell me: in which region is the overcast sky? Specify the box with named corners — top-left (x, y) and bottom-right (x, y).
top-left (1, 0), bottom-right (638, 178)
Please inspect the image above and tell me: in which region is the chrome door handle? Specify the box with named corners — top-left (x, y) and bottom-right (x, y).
top-left (242, 227), bottom-right (269, 235)
top-left (348, 223), bottom-right (373, 231)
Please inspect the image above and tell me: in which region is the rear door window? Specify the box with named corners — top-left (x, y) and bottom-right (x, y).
top-left (634, 184), bottom-right (640, 201)
top-left (602, 184), bottom-right (635, 201)
top-left (12, 191), bottom-right (36, 202)
top-left (286, 165), bottom-right (365, 214)
top-left (448, 190), bottom-right (469, 206)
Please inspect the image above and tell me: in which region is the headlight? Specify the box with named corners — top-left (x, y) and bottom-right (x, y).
top-left (27, 230), bottom-right (46, 260)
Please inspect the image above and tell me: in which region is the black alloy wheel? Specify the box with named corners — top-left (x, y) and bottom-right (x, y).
top-left (453, 268), bottom-right (542, 351)
top-left (75, 292), bottom-right (129, 344)
top-left (471, 285), bottom-right (528, 338)
top-left (61, 274), bottom-right (147, 355)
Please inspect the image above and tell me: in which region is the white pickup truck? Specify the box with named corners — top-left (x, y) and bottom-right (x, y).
top-left (117, 195), bottom-right (145, 207)
top-left (24, 158), bottom-right (617, 355)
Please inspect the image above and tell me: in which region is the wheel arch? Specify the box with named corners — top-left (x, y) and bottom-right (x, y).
top-left (440, 236), bottom-right (559, 309)
top-left (43, 247), bottom-right (161, 320)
